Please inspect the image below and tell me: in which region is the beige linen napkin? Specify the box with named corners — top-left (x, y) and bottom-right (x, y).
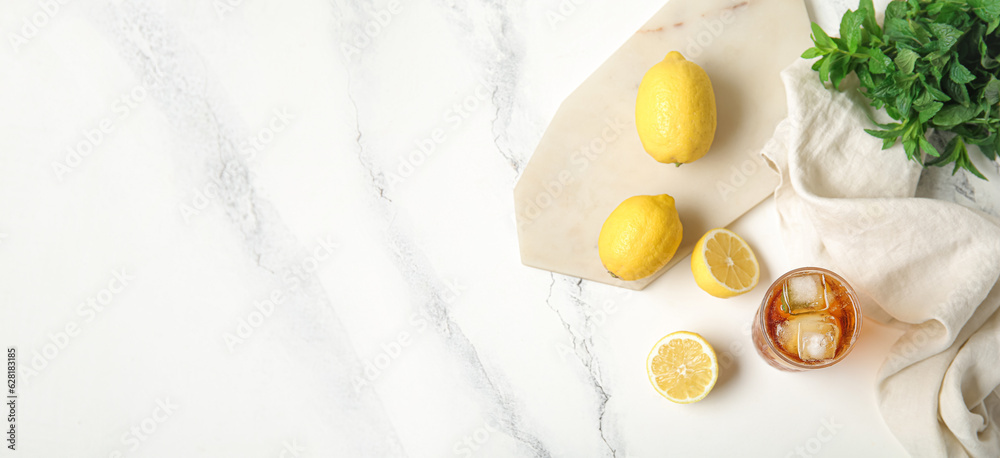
top-left (761, 59), bottom-right (1000, 457)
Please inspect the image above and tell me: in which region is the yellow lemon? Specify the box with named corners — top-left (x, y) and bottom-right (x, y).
top-left (691, 228), bottom-right (759, 298)
top-left (598, 194), bottom-right (682, 281)
top-left (635, 51), bottom-right (717, 165)
top-left (646, 331), bottom-right (719, 404)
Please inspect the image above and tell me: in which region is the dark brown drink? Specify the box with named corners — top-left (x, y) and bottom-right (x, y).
top-left (752, 268), bottom-right (861, 371)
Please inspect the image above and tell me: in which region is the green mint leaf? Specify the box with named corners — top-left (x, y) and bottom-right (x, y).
top-left (864, 128), bottom-right (902, 139)
top-left (895, 89), bottom-right (913, 115)
top-left (918, 101), bottom-right (944, 123)
top-left (949, 62), bottom-right (976, 84)
top-left (811, 22), bottom-right (836, 49)
top-left (840, 9), bottom-right (865, 53)
top-left (957, 125), bottom-right (994, 145)
top-left (970, 0), bottom-right (1000, 23)
top-left (981, 135), bottom-right (999, 160)
top-left (866, 47), bottom-right (893, 74)
top-left (956, 145), bottom-right (987, 179)
top-left (979, 38), bottom-right (1000, 69)
top-left (944, 78), bottom-right (971, 105)
top-left (885, 18), bottom-right (919, 44)
top-left (933, 104), bottom-right (980, 127)
top-left (985, 75), bottom-right (1000, 105)
top-left (924, 83), bottom-right (952, 102)
top-left (885, 1), bottom-right (908, 22)
top-left (872, 120), bottom-right (903, 131)
top-left (912, 22), bottom-right (933, 46)
top-left (929, 61), bottom-right (944, 82)
top-left (967, 164), bottom-right (987, 180)
top-left (903, 138), bottom-right (919, 161)
top-left (833, 37), bottom-right (851, 52)
top-left (926, 2), bottom-right (946, 15)
top-left (938, 1), bottom-right (967, 18)
top-left (894, 48), bottom-right (919, 74)
top-left (927, 23), bottom-right (965, 54)
top-left (801, 47), bottom-right (824, 59)
top-left (872, 74), bottom-right (900, 99)
top-left (919, 136), bottom-right (941, 157)
top-left (830, 53), bottom-right (851, 89)
top-left (927, 135), bottom-right (961, 166)
top-left (819, 54), bottom-right (834, 84)
top-left (858, 0), bottom-right (882, 39)
top-left (913, 87), bottom-right (933, 107)
top-left (857, 65), bottom-right (875, 88)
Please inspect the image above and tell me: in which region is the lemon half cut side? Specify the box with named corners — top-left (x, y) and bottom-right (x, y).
top-left (691, 228), bottom-right (760, 298)
top-left (646, 331), bottom-right (719, 404)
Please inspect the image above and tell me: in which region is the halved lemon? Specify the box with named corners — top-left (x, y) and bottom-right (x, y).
top-left (691, 228), bottom-right (759, 298)
top-left (646, 331), bottom-right (718, 404)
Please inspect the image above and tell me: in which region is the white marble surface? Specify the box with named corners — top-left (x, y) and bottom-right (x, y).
top-left (1, 0), bottom-right (994, 456)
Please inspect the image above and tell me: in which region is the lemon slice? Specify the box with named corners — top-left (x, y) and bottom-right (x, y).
top-left (646, 331), bottom-right (718, 404)
top-left (691, 228), bottom-right (760, 298)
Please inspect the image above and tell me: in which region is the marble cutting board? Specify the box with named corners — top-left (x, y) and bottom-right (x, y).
top-left (514, 0), bottom-right (812, 290)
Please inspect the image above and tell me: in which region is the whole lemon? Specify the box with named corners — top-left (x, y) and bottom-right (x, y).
top-left (598, 194), bottom-right (683, 281)
top-left (635, 51), bottom-right (717, 165)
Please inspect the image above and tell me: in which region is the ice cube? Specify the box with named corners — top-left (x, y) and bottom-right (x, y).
top-left (775, 320), bottom-right (798, 355)
top-left (783, 274), bottom-right (829, 314)
top-left (797, 315), bottom-right (841, 362)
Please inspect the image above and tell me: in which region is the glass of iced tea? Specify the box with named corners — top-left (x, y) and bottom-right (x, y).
top-left (752, 267), bottom-right (862, 371)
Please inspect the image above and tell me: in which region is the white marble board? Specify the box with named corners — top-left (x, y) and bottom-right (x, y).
top-left (515, 0), bottom-right (812, 290)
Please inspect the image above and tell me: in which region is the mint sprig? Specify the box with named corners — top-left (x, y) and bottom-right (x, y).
top-left (803, 0), bottom-right (1000, 179)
